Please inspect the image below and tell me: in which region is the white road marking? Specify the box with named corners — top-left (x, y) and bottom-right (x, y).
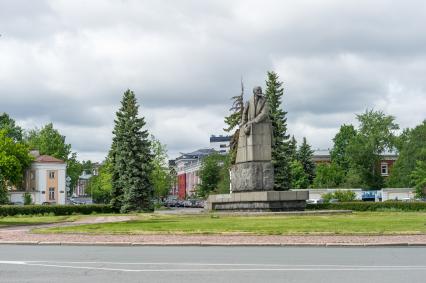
top-left (1, 261), bottom-right (426, 272)
top-left (0, 261), bottom-right (26, 265)
top-left (13, 261), bottom-right (426, 269)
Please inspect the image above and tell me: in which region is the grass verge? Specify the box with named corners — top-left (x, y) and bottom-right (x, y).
top-left (0, 215), bottom-right (80, 228)
top-left (33, 212), bottom-right (426, 236)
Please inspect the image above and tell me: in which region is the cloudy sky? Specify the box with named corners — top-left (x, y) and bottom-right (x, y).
top-left (1, 0), bottom-right (425, 162)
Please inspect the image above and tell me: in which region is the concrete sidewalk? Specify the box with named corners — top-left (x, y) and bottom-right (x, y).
top-left (1, 230), bottom-right (426, 247)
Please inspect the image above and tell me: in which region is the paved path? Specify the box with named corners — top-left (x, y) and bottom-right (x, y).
top-left (1, 245), bottom-right (425, 282)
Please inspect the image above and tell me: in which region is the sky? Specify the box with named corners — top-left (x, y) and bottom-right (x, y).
top-left (1, 0), bottom-right (425, 162)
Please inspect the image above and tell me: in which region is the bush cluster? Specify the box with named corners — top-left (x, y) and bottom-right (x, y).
top-left (307, 201), bottom-right (426, 211)
top-left (322, 190), bottom-right (356, 202)
top-left (0, 204), bottom-right (115, 216)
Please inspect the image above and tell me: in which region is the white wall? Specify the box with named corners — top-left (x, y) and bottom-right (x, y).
top-left (295, 188), bottom-right (415, 202)
top-left (32, 163), bottom-right (67, 205)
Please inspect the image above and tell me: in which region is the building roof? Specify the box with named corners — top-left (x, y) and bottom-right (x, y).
top-left (210, 135), bottom-right (231, 142)
top-left (34, 155), bottom-right (65, 164)
top-left (175, 148), bottom-right (217, 161)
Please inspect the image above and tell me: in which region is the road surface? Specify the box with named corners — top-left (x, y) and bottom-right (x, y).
top-left (1, 245), bottom-right (425, 282)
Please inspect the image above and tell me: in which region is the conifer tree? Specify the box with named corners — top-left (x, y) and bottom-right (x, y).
top-left (288, 135), bottom-right (298, 161)
top-left (297, 137), bottom-right (316, 184)
top-left (265, 71), bottom-right (291, 190)
top-left (224, 79), bottom-right (244, 164)
top-left (109, 90), bottom-right (153, 213)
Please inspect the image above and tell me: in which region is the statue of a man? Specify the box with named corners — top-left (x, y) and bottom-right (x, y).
top-left (235, 86), bottom-right (272, 163)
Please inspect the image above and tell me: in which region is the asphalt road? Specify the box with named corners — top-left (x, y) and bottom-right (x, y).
top-left (1, 245), bottom-right (425, 283)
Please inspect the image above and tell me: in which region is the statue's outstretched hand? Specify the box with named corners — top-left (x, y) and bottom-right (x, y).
top-left (243, 122), bottom-right (251, 135)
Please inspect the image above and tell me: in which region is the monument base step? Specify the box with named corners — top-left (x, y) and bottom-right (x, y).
top-left (207, 190), bottom-right (309, 211)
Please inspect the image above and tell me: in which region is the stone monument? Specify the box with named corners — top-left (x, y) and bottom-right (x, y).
top-left (207, 86), bottom-right (308, 211)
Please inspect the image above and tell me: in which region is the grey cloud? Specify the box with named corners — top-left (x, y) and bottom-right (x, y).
top-left (1, 0), bottom-right (425, 161)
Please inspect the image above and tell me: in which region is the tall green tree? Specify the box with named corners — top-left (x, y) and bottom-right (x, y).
top-left (265, 71), bottom-right (291, 190)
top-left (297, 137), bottom-right (316, 184)
top-left (330, 124), bottom-right (357, 173)
top-left (110, 90), bottom-right (153, 213)
top-left (0, 130), bottom-right (33, 204)
top-left (150, 135), bottom-right (171, 200)
top-left (346, 109), bottom-right (399, 189)
top-left (26, 123), bottom-right (71, 160)
top-left (288, 136), bottom-right (298, 161)
top-left (387, 120), bottom-right (426, 187)
top-left (224, 79), bottom-right (244, 164)
top-left (0, 113), bottom-right (23, 142)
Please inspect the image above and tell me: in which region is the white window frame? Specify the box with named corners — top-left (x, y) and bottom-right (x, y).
top-left (48, 187), bottom-right (55, 200)
top-left (381, 162), bottom-right (389, 176)
top-left (49, 171), bottom-right (55, 179)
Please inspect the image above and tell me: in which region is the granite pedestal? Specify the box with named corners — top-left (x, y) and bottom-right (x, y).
top-left (207, 190), bottom-right (309, 211)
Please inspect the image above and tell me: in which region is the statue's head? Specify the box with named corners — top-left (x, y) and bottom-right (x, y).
top-left (253, 86), bottom-right (263, 96)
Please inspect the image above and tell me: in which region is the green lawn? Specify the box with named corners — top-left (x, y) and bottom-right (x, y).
top-left (0, 215), bottom-right (80, 228)
top-left (34, 212), bottom-right (426, 235)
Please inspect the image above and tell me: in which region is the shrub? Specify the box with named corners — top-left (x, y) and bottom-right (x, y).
top-left (0, 204), bottom-right (115, 217)
top-left (333, 190), bottom-right (356, 202)
top-left (23, 193), bottom-right (32, 205)
top-left (321, 190), bottom-right (356, 203)
top-left (306, 201), bottom-right (426, 211)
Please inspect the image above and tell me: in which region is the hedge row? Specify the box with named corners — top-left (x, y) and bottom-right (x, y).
top-left (0, 204), bottom-right (115, 216)
top-left (306, 201), bottom-right (426, 211)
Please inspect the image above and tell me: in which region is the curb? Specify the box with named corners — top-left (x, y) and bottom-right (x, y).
top-left (1, 241), bottom-right (426, 247)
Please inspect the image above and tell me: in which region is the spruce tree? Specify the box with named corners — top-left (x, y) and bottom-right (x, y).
top-left (265, 71), bottom-right (291, 190)
top-left (288, 135), bottom-right (297, 161)
top-left (297, 137), bottom-right (316, 184)
top-left (224, 79), bottom-right (244, 164)
top-left (110, 90), bottom-right (153, 213)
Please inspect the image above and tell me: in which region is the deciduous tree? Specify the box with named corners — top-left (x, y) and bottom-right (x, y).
top-left (387, 120), bottom-right (426, 187)
top-left (150, 135), bottom-right (171, 200)
top-left (330, 124), bottom-right (357, 173)
top-left (0, 113), bottom-right (23, 142)
top-left (312, 163), bottom-right (345, 188)
top-left (87, 160), bottom-right (112, 204)
top-left (411, 160), bottom-right (426, 198)
top-left (197, 153), bottom-right (228, 198)
top-left (289, 160), bottom-right (310, 189)
top-left (346, 109), bottom-right (399, 189)
top-left (0, 130), bottom-right (33, 204)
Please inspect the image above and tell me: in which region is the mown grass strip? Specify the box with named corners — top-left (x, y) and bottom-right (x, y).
top-left (33, 212), bottom-right (426, 236)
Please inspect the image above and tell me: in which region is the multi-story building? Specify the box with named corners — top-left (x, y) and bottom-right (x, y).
top-left (9, 151), bottom-right (67, 205)
top-left (172, 148), bottom-right (217, 199)
top-left (312, 149), bottom-right (398, 177)
top-left (74, 171), bottom-right (92, 197)
top-left (209, 135), bottom-right (231, 154)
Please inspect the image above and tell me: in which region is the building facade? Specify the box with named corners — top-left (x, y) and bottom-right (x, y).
top-left (209, 135), bottom-right (231, 154)
top-left (74, 171), bottom-right (93, 197)
top-left (172, 148), bottom-right (217, 199)
top-left (9, 152), bottom-right (67, 205)
top-left (313, 150), bottom-right (398, 177)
